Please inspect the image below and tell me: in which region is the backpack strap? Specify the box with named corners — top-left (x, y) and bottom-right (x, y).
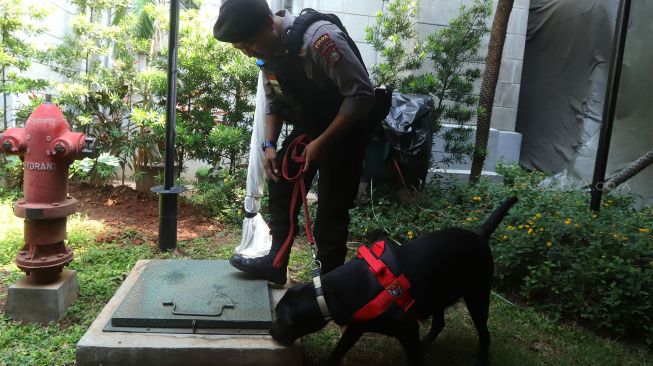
top-left (283, 8), bottom-right (367, 71)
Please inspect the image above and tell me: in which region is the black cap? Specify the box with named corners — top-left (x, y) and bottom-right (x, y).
top-left (213, 0), bottom-right (272, 43)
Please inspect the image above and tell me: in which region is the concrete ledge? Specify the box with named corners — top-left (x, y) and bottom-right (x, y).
top-left (428, 168), bottom-right (504, 184)
top-left (76, 260), bottom-right (302, 366)
top-left (5, 269), bottom-right (78, 324)
top-left (432, 124), bottom-right (522, 172)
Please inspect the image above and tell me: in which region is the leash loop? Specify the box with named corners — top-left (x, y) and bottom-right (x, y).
top-left (272, 134), bottom-right (320, 270)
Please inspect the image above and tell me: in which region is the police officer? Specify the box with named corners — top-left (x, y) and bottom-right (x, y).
top-left (214, 0), bottom-right (376, 285)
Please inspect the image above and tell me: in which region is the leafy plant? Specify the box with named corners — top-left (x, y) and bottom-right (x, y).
top-left (194, 166), bottom-right (212, 183)
top-left (45, 0), bottom-right (153, 182)
top-left (69, 153), bottom-right (121, 187)
top-left (155, 9), bottom-right (258, 175)
top-left (184, 169), bottom-right (246, 224)
top-left (367, 0), bottom-right (492, 169)
top-left (365, 0), bottom-right (424, 88)
top-left (0, 0), bottom-right (49, 130)
top-left (0, 154), bottom-right (22, 190)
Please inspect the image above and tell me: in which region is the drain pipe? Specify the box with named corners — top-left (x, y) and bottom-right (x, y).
top-left (590, 0), bottom-right (631, 212)
top-left (153, 0), bottom-right (186, 251)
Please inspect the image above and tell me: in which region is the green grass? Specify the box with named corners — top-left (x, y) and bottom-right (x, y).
top-left (1, 201), bottom-right (652, 365)
top-left (304, 298), bottom-right (653, 366)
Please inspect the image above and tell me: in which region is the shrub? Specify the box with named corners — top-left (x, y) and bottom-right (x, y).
top-left (194, 166), bottom-right (212, 183)
top-left (69, 153), bottom-right (120, 187)
top-left (0, 155), bottom-right (23, 189)
top-left (184, 169), bottom-right (246, 224)
top-left (350, 165), bottom-right (653, 345)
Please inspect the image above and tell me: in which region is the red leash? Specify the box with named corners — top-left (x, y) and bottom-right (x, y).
top-left (273, 134), bottom-right (315, 269)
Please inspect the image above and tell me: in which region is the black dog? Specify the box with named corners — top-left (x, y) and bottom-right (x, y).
top-left (270, 197), bottom-right (517, 365)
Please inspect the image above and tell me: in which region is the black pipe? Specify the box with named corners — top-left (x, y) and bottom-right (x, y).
top-left (153, 0), bottom-right (185, 252)
top-left (164, 0), bottom-right (179, 191)
top-left (590, 0), bottom-right (631, 212)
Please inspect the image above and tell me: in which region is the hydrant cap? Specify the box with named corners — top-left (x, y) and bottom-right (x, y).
top-left (27, 103), bottom-right (67, 123)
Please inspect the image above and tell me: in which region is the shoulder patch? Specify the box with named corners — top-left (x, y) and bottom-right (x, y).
top-left (313, 32), bottom-right (341, 67)
top-left (313, 33), bottom-right (332, 51)
top-left (326, 49), bottom-right (342, 66)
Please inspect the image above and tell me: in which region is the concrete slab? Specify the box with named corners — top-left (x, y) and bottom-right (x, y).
top-left (5, 269), bottom-right (78, 324)
top-left (76, 260), bottom-right (302, 366)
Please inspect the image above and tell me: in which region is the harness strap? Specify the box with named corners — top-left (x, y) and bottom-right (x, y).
top-left (273, 134), bottom-right (314, 269)
top-left (352, 242), bottom-right (416, 323)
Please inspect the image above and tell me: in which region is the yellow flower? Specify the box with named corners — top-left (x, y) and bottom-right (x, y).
top-left (546, 241), bottom-right (553, 248)
top-left (472, 196), bottom-right (481, 201)
top-left (507, 225), bottom-right (515, 230)
top-left (502, 235), bottom-right (509, 241)
top-left (639, 228), bottom-right (650, 233)
top-left (564, 218), bottom-right (572, 225)
top-left (363, 227), bottom-right (368, 233)
top-left (539, 228), bottom-right (544, 232)
top-left (518, 225), bottom-right (524, 230)
top-left (528, 228), bottom-right (534, 234)
top-left (527, 220), bottom-right (535, 225)
top-left (535, 213), bottom-right (542, 219)
top-left (407, 231), bottom-right (414, 240)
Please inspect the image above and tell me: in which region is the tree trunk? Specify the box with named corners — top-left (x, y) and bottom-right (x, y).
top-left (2, 67), bottom-right (7, 130)
top-left (604, 148), bottom-right (653, 191)
top-left (469, 0), bottom-right (514, 183)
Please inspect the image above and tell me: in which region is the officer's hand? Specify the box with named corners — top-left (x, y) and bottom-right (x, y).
top-left (302, 139), bottom-right (326, 173)
top-left (264, 147), bottom-right (280, 182)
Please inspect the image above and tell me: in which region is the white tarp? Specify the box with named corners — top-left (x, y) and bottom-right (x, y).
top-left (516, 0), bottom-right (653, 207)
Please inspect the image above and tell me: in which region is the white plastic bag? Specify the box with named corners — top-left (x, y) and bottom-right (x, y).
top-left (234, 71), bottom-right (273, 258)
top-left (234, 213), bottom-right (272, 257)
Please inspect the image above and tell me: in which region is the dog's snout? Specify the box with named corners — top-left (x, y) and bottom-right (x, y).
top-left (270, 322), bottom-right (295, 346)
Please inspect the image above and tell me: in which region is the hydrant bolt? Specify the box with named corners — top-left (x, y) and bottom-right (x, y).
top-left (54, 143), bottom-right (65, 154)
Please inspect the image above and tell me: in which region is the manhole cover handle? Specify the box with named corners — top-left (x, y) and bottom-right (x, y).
top-left (162, 301), bottom-right (234, 317)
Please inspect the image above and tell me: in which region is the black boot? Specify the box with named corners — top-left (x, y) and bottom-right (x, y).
top-left (229, 251), bottom-right (288, 286)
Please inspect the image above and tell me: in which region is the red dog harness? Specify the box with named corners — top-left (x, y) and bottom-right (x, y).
top-left (352, 241), bottom-right (416, 322)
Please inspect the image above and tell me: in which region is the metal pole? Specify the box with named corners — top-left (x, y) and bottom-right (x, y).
top-left (590, 0), bottom-right (631, 212)
top-left (164, 0), bottom-right (179, 191)
top-left (153, 0), bottom-right (185, 251)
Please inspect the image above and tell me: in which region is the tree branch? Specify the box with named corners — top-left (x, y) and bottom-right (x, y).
top-left (604, 147), bottom-right (653, 191)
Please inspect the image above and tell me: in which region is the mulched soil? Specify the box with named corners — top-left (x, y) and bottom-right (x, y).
top-left (70, 184), bottom-right (220, 241)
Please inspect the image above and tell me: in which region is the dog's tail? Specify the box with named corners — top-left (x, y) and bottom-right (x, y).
top-left (476, 197), bottom-right (518, 240)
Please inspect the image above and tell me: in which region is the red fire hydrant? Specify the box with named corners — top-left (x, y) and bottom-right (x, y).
top-left (0, 100), bottom-right (94, 283)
